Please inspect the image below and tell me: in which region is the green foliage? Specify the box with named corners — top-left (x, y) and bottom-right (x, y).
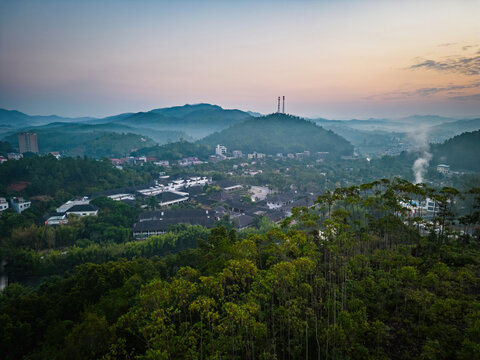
top-left (201, 113), bottom-right (354, 155)
top-left (432, 130), bottom-right (480, 171)
top-left (0, 140), bottom-right (14, 155)
top-left (133, 139), bottom-right (212, 160)
top-left (2, 179), bottom-right (480, 359)
top-left (2, 124), bottom-right (158, 157)
top-left (0, 155), bottom-right (153, 198)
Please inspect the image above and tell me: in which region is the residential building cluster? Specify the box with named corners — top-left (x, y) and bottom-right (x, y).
top-left (0, 197), bottom-right (31, 214)
top-left (45, 197), bottom-right (98, 226)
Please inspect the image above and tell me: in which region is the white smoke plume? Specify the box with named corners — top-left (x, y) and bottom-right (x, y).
top-left (407, 126), bottom-right (432, 184)
top-left (412, 151), bottom-right (432, 183)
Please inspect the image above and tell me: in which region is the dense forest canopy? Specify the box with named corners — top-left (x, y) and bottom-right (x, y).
top-left (1, 178), bottom-right (479, 359)
top-left (201, 114), bottom-right (354, 156)
top-left (0, 156), bottom-right (155, 199)
top-left (133, 140), bottom-right (213, 161)
top-left (2, 126), bottom-right (158, 157)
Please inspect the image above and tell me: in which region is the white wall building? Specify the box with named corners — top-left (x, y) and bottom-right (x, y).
top-left (57, 197), bottom-right (90, 213)
top-left (215, 145), bottom-right (227, 156)
top-left (249, 186), bottom-right (272, 201)
top-left (66, 204), bottom-right (98, 217)
top-left (436, 164), bottom-right (450, 174)
top-left (0, 197), bottom-right (9, 212)
top-left (10, 197), bottom-right (31, 213)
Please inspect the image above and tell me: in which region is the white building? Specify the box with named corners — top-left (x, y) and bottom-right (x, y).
top-left (0, 197), bottom-right (9, 212)
top-left (57, 197), bottom-right (90, 213)
top-left (45, 214), bottom-right (68, 226)
top-left (107, 193), bottom-right (136, 201)
top-left (437, 164), bottom-right (450, 174)
top-left (424, 198), bottom-right (439, 213)
top-left (154, 160), bottom-right (170, 167)
top-left (10, 197), bottom-right (31, 213)
top-left (157, 191), bottom-right (189, 207)
top-left (249, 186), bottom-right (272, 201)
top-left (66, 204), bottom-right (98, 217)
top-left (215, 145), bottom-right (227, 156)
top-left (233, 150), bottom-right (243, 158)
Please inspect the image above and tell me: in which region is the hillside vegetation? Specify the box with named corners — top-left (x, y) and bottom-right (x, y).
top-left (202, 113), bottom-right (354, 155)
top-left (114, 103), bottom-right (252, 139)
top-left (2, 124), bottom-right (159, 157)
top-left (133, 140), bottom-right (213, 160)
top-left (432, 130), bottom-right (480, 171)
top-left (1, 179), bottom-right (479, 359)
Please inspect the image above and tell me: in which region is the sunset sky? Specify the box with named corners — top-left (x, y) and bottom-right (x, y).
top-left (0, 0), bottom-right (479, 119)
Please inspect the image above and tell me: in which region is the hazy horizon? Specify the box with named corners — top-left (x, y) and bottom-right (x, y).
top-left (1, 0), bottom-right (479, 119)
top-left (1, 102), bottom-right (480, 122)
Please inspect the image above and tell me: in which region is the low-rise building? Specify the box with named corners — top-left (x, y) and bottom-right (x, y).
top-left (233, 214), bottom-right (254, 230)
top-left (7, 153), bottom-right (22, 160)
top-left (107, 193), bottom-right (136, 201)
top-left (154, 160), bottom-right (170, 167)
top-left (57, 197), bottom-right (90, 213)
top-left (436, 164), bottom-right (450, 174)
top-left (215, 144), bottom-right (227, 156)
top-left (133, 209), bottom-right (215, 239)
top-left (156, 191), bottom-right (189, 207)
top-left (216, 180), bottom-right (243, 192)
top-left (266, 193), bottom-right (297, 210)
top-left (10, 197), bottom-right (31, 213)
top-left (0, 197), bottom-right (9, 212)
top-left (424, 198), bottom-right (439, 213)
top-left (249, 186), bottom-right (272, 201)
top-left (45, 214), bottom-right (68, 226)
top-left (66, 204), bottom-right (99, 217)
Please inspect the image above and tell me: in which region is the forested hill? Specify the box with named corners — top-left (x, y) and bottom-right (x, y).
top-left (133, 140), bottom-right (213, 160)
top-left (201, 113), bottom-right (354, 155)
top-left (2, 125), bottom-right (158, 158)
top-left (103, 103), bottom-right (253, 139)
top-left (432, 130), bottom-right (480, 171)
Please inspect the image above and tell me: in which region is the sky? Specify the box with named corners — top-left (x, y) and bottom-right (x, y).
top-left (0, 0), bottom-right (479, 119)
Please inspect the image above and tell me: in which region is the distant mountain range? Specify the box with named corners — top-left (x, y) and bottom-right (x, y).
top-left (1, 104), bottom-right (479, 158)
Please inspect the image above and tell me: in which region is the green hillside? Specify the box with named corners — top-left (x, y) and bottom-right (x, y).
top-left (115, 104), bottom-right (252, 139)
top-left (429, 118), bottom-right (480, 139)
top-left (432, 130), bottom-right (480, 171)
top-left (201, 113), bottom-right (354, 155)
top-left (133, 140), bottom-right (213, 160)
top-left (2, 126), bottom-right (158, 158)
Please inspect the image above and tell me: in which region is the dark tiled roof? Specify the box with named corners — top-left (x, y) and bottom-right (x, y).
top-left (156, 192), bottom-right (188, 203)
top-left (235, 214), bottom-right (254, 229)
top-left (214, 206), bottom-right (227, 213)
top-left (267, 192), bottom-right (298, 204)
top-left (91, 184), bottom-right (154, 198)
top-left (187, 186), bottom-right (205, 196)
top-left (265, 210), bottom-right (286, 222)
top-left (207, 191), bottom-right (233, 202)
top-left (139, 209), bottom-right (210, 221)
top-left (215, 180), bottom-right (242, 189)
top-left (66, 204), bottom-right (98, 212)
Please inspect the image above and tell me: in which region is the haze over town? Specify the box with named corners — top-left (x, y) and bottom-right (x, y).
top-left (1, 0), bottom-right (479, 119)
top-left (1, 2), bottom-right (480, 360)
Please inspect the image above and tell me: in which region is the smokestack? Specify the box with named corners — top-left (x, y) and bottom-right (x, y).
top-left (277, 97), bottom-right (281, 113)
top-left (282, 96), bottom-right (285, 114)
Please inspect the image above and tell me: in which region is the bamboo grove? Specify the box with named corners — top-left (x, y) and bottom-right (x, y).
top-left (1, 178), bottom-right (479, 359)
